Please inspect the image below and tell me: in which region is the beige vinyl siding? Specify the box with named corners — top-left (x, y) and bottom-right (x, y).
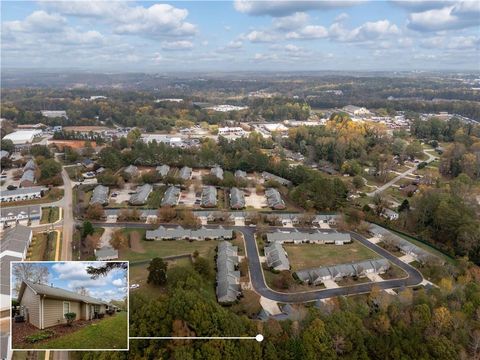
top-left (43, 299), bottom-right (81, 328)
top-left (20, 286), bottom-right (40, 328)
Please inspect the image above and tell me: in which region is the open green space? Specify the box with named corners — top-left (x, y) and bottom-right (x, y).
top-left (28, 312), bottom-right (128, 350)
top-left (40, 207), bottom-right (60, 224)
top-left (27, 232), bottom-right (57, 261)
top-left (284, 241), bottom-right (380, 271)
top-left (119, 228), bottom-right (219, 262)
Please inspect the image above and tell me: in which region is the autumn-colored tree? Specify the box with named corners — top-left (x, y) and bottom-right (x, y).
top-left (85, 203), bottom-right (105, 220)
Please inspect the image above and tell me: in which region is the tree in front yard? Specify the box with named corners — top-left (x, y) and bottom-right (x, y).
top-left (82, 221), bottom-right (95, 237)
top-left (85, 204), bottom-right (105, 220)
top-left (147, 257), bottom-right (168, 285)
top-left (64, 312), bottom-right (76, 326)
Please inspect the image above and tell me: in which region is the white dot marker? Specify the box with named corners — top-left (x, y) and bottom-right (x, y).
top-left (255, 334), bottom-right (264, 342)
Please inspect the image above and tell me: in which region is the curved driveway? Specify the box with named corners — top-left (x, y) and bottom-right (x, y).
top-left (99, 222), bottom-right (424, 303)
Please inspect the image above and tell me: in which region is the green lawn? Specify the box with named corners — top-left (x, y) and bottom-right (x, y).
top-left (284, 241), bottom-right (380, 271)
top-left (40, 207), bottom-right (60, 224)
top-left (31, 312), bottom-right (128, 349)
top-left (119, 229), bottom-right (219, 262)
top-left (27, 232), bottom-right (57, 261)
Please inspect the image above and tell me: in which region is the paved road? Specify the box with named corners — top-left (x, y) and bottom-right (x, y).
top-left (367, 149), bottom-right (437, 197)
top-left (98, 222), bottom-right (424, 303)
top-left (60, 169), bottom-right (74, 261)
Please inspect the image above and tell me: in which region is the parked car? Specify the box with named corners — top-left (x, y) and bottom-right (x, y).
top-left (7, 185), bottom-right (17, 190)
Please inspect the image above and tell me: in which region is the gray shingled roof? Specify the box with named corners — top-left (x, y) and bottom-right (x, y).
top-left (20, 169), bottom-right (36, 185)
top-left (296, 259), bottom-right (390, 284)
top-left (123, 165), bottom-right (139, 177)
top-left (369, 224), bottom-right (432, 261)
top-left (161, 186), bottom-right (180, 206)
top-left (210, 166), bottom-right (224, 180)
top-left (156, 165), bottom-right (170, 177)
top-left (0, 225), bottom-right (32, 255)
top-left (1, 205), bottom-right (41, 220)
top-left (21, 280), bottom-right (106, 305)
top-left (1, 255), bottom-right (19, 297)
top-left (265, 242), bottom-right (290, 271)
top-left (265, 188), bottom-right (285, 209)
top-left (230, 187), bottom-right (245, 209)
top-left (90, 185), bottom-right (109, 205)
top-left (262, 171), bottom-right (292, 186)
top-left (23, 159), bottom-right (36, 172)
top-left (146, 226), bottom-right (233, 240)
top-left (234, 170), bottom-right (246, 178)
top-left (266, 231), bottom-right (351, 244)
top-left (216, 241), bottom-right (240, 303)
top-left (201, 186), bottom-right (217, 207)
top-left (129, 184), bottom-right (152, 205)
top-left (178, 166), bottom-right (192, 180)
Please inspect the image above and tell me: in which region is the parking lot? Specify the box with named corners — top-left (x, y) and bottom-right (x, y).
top-left (245, 188), bottom-right (267, 208)
top-left (0, 168), bottom-right (22, 191)
top-left (109, 184), bottom-right (134, 204)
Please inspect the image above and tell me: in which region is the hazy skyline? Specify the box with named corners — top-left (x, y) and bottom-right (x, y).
top-left (2, 1), bottom-right (479, 72)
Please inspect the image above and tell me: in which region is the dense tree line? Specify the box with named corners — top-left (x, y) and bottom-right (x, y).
top-left (78, 257), bottom-right (480, 360)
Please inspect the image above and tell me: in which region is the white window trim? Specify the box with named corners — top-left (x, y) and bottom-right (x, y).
top-left (63, 301), bottom-right (70, 318)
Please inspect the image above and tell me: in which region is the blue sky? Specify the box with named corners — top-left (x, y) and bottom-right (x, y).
top-left (1, 1), bottom-right (479, 71)
top-left (12, 262), bottom-right (128, 302)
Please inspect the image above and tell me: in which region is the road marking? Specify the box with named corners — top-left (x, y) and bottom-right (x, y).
top-left (54, 230), bottom-right (61, 261)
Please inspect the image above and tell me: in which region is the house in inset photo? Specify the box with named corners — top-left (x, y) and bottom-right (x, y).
top-left (11, 261), bottom-right (128, 350)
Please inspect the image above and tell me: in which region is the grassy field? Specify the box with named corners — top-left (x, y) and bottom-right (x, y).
top-left (40, 207), bottom-right (60, 224)
top-left (30, 312), bottom-right (128, 349)
top-left (119, 229), bottom-right (219, 262)
top-left (27, 232), bottom-right (57, 261)
top-left (284, 241), bottom-right (380, 271)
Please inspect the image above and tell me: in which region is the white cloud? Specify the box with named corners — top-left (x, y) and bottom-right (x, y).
top-left (285, 44), bottom-right (302, 52)
top-left (286, 25), bottom-right (328, 39)
top-left (329, 20), bottom-right (399, 42)
top-left (112, 278), bottom-right (125, 287)
top-left (3, 10), bottom-right (66, 34)
top-left (334, 12), bottom-right (349, 22)
top-left (408, 2), bottom-right (480, 31)
top-left (272, 12), bottom-right (310, 31)
top-left (234, 0), bottom-right (363, 17)
top-left (161, 40), bottom-right (194, 50)
top-left (42, 2), bottom-right (197, 38)
top-left (421, 35), bottom-right (479, 50)
top-left (391, 1), bottom-right (452, 11)
top-left (243, 30), bottom-right (276, 42)
top-left (227, 40), bottom-right (243, 49)
top-left (253, 53), bottom-right (279, 61)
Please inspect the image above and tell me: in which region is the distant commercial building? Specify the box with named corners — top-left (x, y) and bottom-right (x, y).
top-left (265, 188), bottom-right (286, 210)
top-left (262, 172), bottom-right (292, 186)
top-left (90, 185), bottom-right (109, 206)
top-left (156, 164), bottom-right (170, 177)
top-left (2, 130), bottom-right (42, 145)
top-left (0, 187), bottom-right (46, 203)
top-left (129, 184), bottom-right (152, 205)
top-left (161, 186), bottom-right (180, 207)
top-left (342, 105), bottom-right (370, 117)
top-left (218, 127), bottom-right (247, 137)
top-left (216, 241), bottom-right (241, 303)
top-left (201, 186), bottom-right (217, 208)
top-left (265, 242), bottom-right (290, 271)
top-left (41, 110), bottom-right (68, 118)
top-left (229, 188), bottom-right (245, 210)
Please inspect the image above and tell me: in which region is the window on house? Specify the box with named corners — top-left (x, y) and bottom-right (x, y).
top-left (63, 301), bottom-right (70, 317)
